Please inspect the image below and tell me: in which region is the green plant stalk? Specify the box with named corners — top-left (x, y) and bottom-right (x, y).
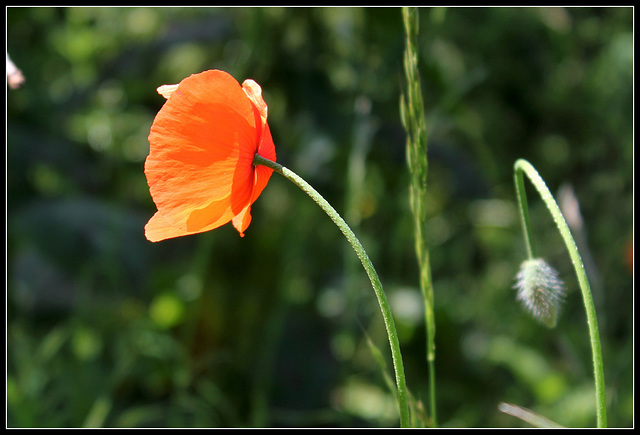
top-left (254, 154), bottom-right (410, 428)
top-left (401, 6), bottom-right (437, 426)
top-left (513, 159), bottom-right (606, 428)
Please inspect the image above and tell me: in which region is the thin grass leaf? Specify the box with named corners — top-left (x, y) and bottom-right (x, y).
top-left (498, 402), bottom-right (565, 428)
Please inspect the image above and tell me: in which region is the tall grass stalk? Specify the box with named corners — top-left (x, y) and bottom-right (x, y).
top-left (254, 154), bottom-right (411, 427)
top-left (400, 6), bottom-right (437, 427)
top-left (513, 159), bottom-right (606, 428)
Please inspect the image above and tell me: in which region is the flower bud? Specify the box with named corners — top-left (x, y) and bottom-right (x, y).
top-left (513, 258), bottom-right (566, 328)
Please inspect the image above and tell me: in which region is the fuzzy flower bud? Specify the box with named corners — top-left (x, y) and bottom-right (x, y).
top-left (513, 258), bottom-right (566, 328)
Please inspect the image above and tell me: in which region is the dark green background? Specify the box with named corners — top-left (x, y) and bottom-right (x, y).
top-left (7, 7), bottom-right (633, 428)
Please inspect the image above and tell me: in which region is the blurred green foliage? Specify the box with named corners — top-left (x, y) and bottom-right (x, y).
top-left (7, 6), bottom-right (633, 428)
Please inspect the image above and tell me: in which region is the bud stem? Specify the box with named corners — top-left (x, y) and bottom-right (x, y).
top-left (514, 159), bottom-right (606, 428)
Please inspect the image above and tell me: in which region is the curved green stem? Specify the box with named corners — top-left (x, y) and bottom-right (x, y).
top-left (513, 163), bottom-right (536, 260)
top-left (254, 154), bottom-right (410, 428)
top-left (513, 159), bottom-right (606, 428)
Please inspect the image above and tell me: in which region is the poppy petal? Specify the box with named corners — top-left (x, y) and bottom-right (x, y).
top-left (145, 69), bottom-right (277, 242)
top-left (145, 70), bottom-right (257, 240)
top-left (145, 199), bottom-right (235, 242)
top-left (251, 123), bottom-right (276, 202)
top-left (231, 205), bottom-right (252, 237)
top-left (242, 79), bottom-right (268, 123)
top-left (157, 84), bottom-right (179, 99)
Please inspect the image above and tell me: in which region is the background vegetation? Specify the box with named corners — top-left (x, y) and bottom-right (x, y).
top-left (6, 6), bottom-right (633, 428)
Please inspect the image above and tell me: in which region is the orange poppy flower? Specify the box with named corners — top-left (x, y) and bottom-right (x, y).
top-left (144, 69), bottom-right (276, 242)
